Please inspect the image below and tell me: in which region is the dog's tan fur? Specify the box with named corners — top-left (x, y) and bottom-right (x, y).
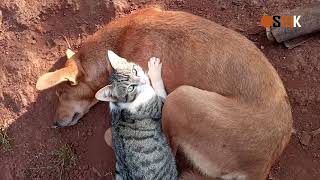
top-left (36, 8), bottom-right (292, 179)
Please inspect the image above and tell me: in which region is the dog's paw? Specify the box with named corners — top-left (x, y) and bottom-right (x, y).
top-left (148, 57), bottom-right (162, 84)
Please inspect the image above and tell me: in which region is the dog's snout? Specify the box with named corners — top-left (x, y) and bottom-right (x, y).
top-left (72, 112), bottom-right (80, 121)
top-left (52, 121), bottom-right (60, 128)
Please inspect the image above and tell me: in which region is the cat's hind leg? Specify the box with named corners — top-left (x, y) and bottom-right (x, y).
top-left (115, 162), bottom-right (124, 180)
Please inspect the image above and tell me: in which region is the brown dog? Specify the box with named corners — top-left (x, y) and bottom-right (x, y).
top-left (36, 8), bottom-right (292, 179)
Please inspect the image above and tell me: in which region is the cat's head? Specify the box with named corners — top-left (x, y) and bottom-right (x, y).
top-left (95, 50), bottom-right (150, 103)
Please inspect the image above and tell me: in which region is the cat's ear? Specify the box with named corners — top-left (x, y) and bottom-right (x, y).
top-left (95, 85), bottom-right (117, 102)
top-left (107, 50), bottom-right (128, 69)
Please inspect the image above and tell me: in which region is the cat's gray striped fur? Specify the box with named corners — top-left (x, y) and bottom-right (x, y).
top-left (95, 50), bottom-right (177, 180)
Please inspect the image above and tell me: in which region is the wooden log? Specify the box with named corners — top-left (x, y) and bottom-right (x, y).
top-left (267, 4), bottom-right (320, 43)
top-left (283, 35), bottom-right (311, 49)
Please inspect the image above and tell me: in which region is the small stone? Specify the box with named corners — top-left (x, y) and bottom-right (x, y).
top-left (81, 132), bottom-right (86, 137)
top-left (92, 167), bottom-right (102, 177)
top-left (311, 128), bottom-right (320, 136)
top-left (0, 91), bottom-right (3, 102)
top-left (287, 63), bottom-right (298, 72)
top-left (3, 92), bottom-right (20, 113)
top-left (27, 34), bottom-right (37, 44)
top-left (300, 131), bottom-right (312, 146)
top-left (232, 0), bottom-right (241, 6)
top-left (260, 45), bottom-right (264, 50)
top-left (252, 0), bottom-right (259, 5)
top-left (87, 131), bottom-right (93, 136)
top-left (114, 0), bottom-right (130, 13)
top-left (34, 24), bottom-right (47, 34)
top-left (74, 170), bottom-right (79, 176)
top-left (77, 35), bottom-right (82, 45)
top-left (80, 24), bottom-right (86, 32)
top-left (268, 173), bottom-right (274, 180)
top-left (66, 0), bottom-right (73, 6)
top-left (20, 93), bottom-right (28, 107)
top-left (301, 108), bottom-right (308, 113)
top-left (45, 39), bottom-right (56, 48)
top-left (39, 171), bottom-right (46, 177)
top-left (83, 165), bottom-right (90, 170)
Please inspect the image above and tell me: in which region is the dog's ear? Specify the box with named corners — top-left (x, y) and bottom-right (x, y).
top-left (95, 85), bottom-right (117, 102)
top-left (36, 60), bottom-right (80, 90)
top-left (107, 50), bottom-right (128, 69)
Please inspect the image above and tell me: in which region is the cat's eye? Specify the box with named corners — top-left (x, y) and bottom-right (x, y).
top-left (127, 85), bottom-right (136, 93)
top-left (132, 68), bottom-right (138, 75)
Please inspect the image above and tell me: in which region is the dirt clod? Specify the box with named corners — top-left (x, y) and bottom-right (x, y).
top-left (311, 128), bottom-right (320, 136)
top-left (300, 131), bottom-right (312, 146)
top-left (287, 63), bottom-right (298, 72)
top-left (45, 39), bottom-right (56, 48)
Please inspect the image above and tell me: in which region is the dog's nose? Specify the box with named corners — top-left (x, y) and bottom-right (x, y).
top-left (52, 121), bottom-right (60, 128)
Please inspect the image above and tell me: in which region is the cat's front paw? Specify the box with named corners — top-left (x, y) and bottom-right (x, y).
top-left (148, 57), bottom-right (162, 84)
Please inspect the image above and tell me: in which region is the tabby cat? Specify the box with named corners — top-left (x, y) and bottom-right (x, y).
top-left (95, 50), bottom-right (177, 180)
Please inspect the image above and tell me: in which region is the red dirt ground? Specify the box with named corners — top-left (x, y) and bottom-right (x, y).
top-left (0, 0), bottom-right (319, 179)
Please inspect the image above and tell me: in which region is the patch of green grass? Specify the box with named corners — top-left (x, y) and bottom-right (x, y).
top-left (27, 143), bottom-right (78, 180)
top-left (0, 128), bottom-right (12, 152)
top-left (55, 144), bottom-right (77, 169)
top-left (54, 144), bottom-right (77, 179)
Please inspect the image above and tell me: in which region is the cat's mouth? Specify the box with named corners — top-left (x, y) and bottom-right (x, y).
top-left (140, 78), bottom-right (147, 85)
